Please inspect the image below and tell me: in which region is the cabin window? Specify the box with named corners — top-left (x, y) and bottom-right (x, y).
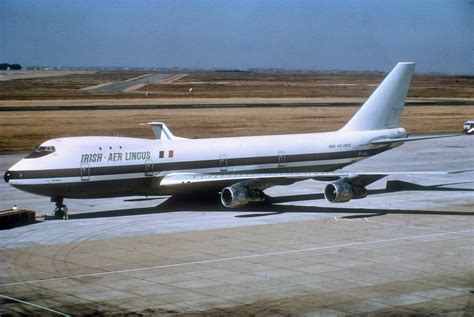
top-left (169, 150), bottom-right (174, 158)
top-left (159, 151), bottom-right (164, 158)
top-left (25, 146), bottom-right (56, 159)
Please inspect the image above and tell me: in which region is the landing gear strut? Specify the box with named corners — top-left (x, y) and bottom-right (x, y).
top-left (52, 197), bottom-right (68, 220)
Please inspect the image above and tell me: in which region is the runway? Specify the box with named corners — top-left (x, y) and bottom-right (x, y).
top-left (0, 136), bottom-right (473, 315)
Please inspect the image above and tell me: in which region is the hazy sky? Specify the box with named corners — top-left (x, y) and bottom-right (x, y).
top-left (1, 0), bottom-right (472, 73)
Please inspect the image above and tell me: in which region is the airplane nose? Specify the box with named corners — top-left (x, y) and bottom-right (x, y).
top-left (4, 171), bottom-right (10, 183)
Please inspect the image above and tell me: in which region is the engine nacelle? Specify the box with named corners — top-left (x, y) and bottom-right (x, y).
top-left (324, 180), bottom-right (367, 203)
top-left (220, 186), bottom-right (265, 208)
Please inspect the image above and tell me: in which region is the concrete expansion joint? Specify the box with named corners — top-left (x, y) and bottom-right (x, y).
top-left (365, 219), bottom-right (457, 233)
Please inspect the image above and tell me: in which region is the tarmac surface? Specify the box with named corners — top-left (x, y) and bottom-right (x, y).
top-left (85, 74), bottom-right (173, 93)
top-left (0, 136), bottom-right (473, 315)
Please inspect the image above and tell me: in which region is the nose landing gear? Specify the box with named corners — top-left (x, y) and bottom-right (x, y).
top-left (51, 197), bottom-right (68, 220)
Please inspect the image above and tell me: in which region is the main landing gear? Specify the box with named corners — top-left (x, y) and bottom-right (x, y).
top-left (51, 197), bottom-right (68, 220)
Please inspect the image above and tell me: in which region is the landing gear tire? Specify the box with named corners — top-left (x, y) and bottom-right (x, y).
top-left (52, 198), bottom-right (68, 220)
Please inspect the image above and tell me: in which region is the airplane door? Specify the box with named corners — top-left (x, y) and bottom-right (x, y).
top-left (219, 155), bottom-right (227, 172)
top-left (145, 160), bottom-right (153, 176)
top-left (278, 151), bottom-right (286, 167)
top-left (80, 163), bottom-right (90, 181)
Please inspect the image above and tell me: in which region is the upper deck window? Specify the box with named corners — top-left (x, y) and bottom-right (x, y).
top-left (25, 146), bottom-right (56, 159)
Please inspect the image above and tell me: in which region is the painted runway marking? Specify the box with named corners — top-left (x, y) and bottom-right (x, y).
top-left (0, 229), bottom-right (472, 287)
top-left (0, 294), bottom-right (70, 316)
top-left (348, 279), bottom-right (373, 286)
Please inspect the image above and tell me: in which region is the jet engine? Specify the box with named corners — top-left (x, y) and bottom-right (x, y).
top-left (220, 185), bottom-right (265, 208)
top-left (324, 180), bottom-right (368, 203)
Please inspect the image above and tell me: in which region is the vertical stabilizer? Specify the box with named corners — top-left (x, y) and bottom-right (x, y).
top-left (341, 62), bottom-right (415, 131)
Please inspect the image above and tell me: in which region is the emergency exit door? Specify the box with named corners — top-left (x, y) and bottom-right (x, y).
top-left (219, 155), bottom-right (227, 172)
top-left (278, 151), bottom-right (286, 167)
top-left (80, 163), bottom-right (90, 181)
top-left (145, 160), bottom-right (154, 176)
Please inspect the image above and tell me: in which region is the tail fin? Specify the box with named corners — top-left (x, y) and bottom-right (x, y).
top-left (341, 62), bottom-right (415, 131)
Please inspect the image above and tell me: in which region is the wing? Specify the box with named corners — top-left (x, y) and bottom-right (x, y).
top-left (159, 170), bottom-right (454, 192)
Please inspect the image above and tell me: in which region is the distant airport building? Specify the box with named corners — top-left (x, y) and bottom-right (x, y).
top-left (0, 63), bottom-right (22, 70)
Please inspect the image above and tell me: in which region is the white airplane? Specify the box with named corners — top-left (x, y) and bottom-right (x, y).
top-left (4, 62), bottom-right (456, 218)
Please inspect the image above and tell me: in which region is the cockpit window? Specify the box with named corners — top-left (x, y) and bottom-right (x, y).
top-left (25, 146), bottom-right (56, 159)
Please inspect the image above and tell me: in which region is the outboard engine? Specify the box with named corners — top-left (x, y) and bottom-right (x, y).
top-left (324, 180), bottom-right (367, 203)
top-left (221, 185), bottom-right (265, 208)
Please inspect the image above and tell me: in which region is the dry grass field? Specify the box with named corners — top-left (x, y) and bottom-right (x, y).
top-left (140, 72), bottom-right (474, 99)
top-left (1, 106), bottom-right (472, 151)
top-left (0, 71), bottom-right (472, 100)
top-left (0, 71), bottom-right (150, 100)
top-left (0, 70), bottom-right (472, 151)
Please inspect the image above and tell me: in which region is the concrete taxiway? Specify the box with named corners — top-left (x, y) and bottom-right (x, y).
top-left (0, 136), bottom-right (473, 315)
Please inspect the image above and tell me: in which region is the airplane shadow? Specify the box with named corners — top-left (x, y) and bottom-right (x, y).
top-left (268, 180), bottom-right (474, 204)
top-left (68, 180), bottom-right (474, 220)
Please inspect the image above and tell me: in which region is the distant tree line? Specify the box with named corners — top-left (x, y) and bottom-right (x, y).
top-left (0, 63), bottom-right (22, 70)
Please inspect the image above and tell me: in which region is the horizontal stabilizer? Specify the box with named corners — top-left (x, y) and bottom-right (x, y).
top-left (371, 134), bottom-right (459, 145)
